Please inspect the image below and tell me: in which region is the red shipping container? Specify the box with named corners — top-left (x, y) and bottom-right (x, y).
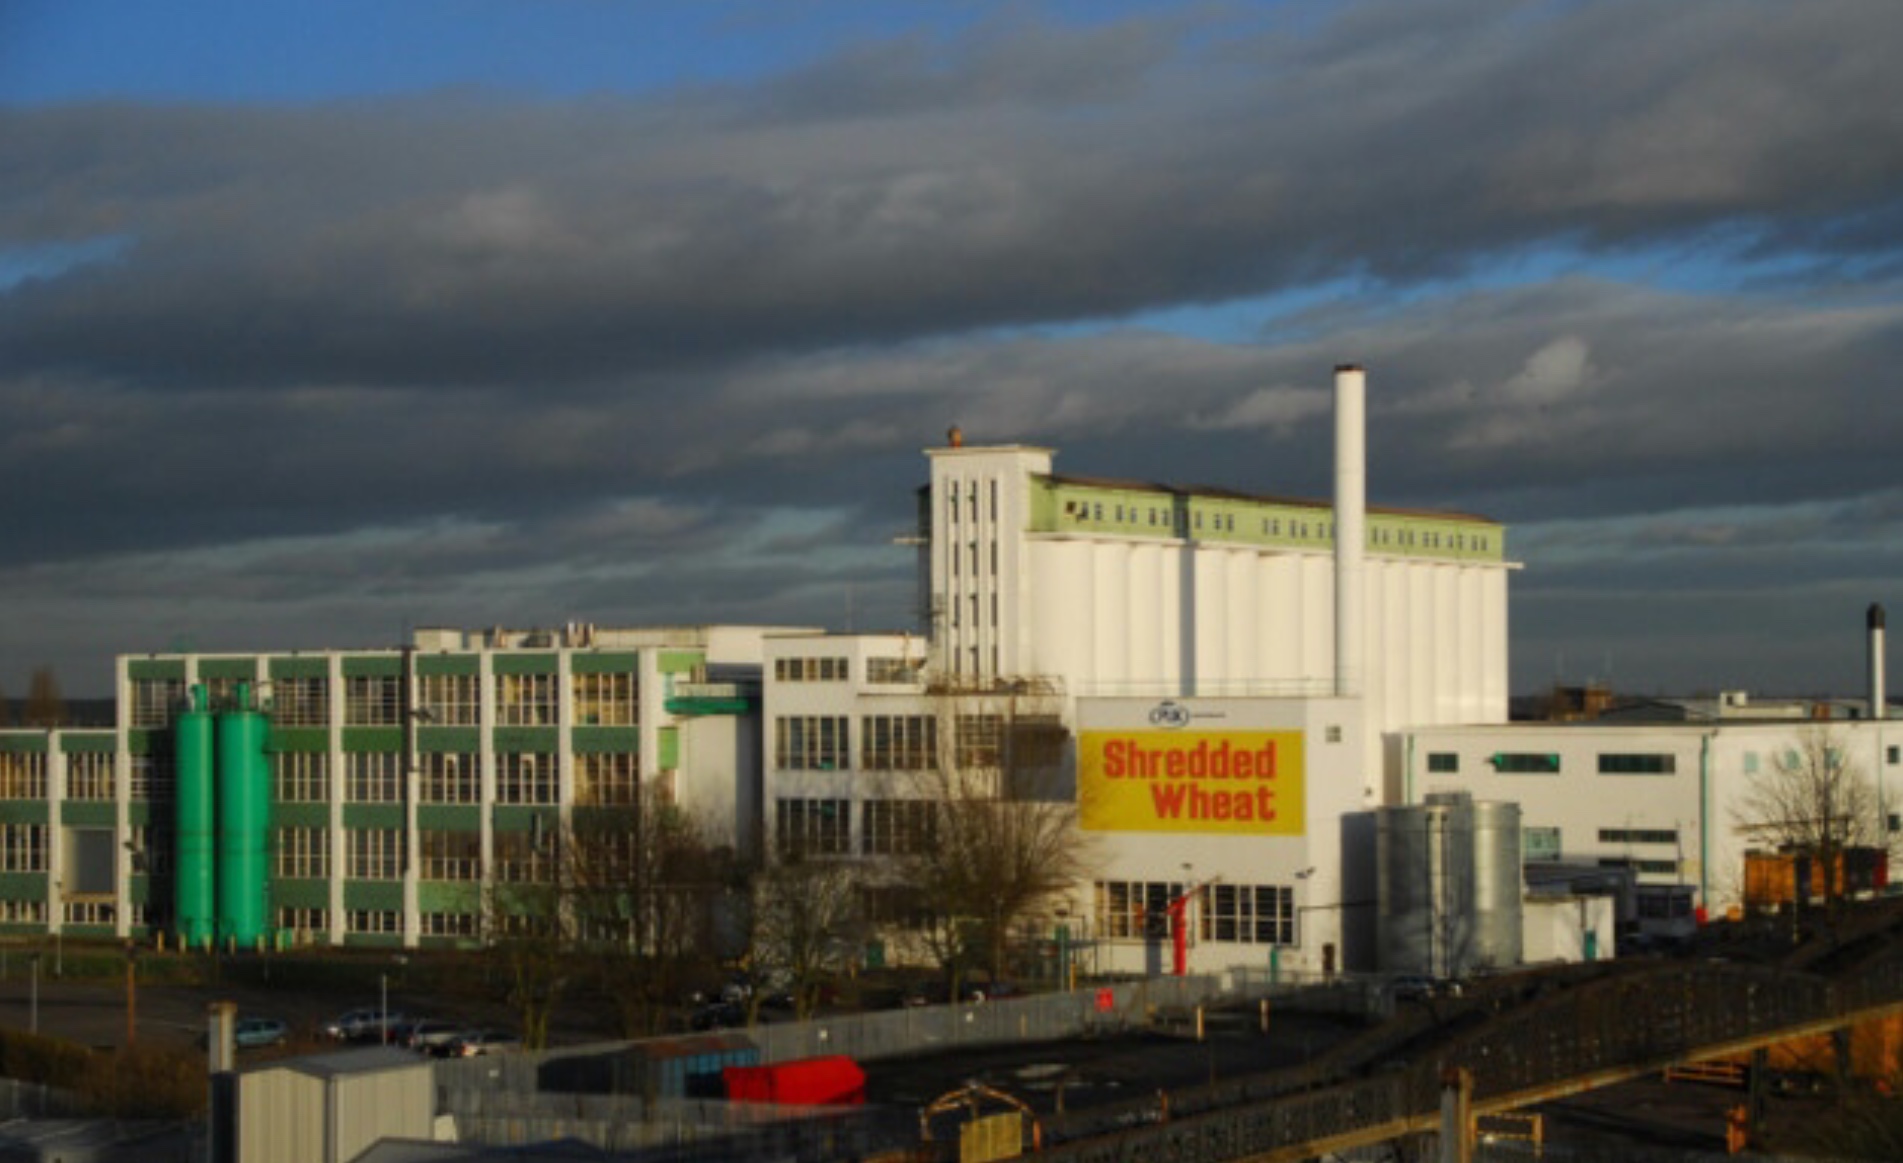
top-left (722, 1055), bottom-right (866, 1106)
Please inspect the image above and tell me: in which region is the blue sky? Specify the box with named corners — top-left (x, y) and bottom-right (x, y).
top-left (2, 0), bottom-right (1902, 698)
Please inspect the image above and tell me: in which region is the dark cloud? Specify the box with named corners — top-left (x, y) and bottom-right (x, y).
top-left (3, 1), bottom-right (1903, 694)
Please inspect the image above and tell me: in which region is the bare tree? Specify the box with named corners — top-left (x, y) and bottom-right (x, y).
top-left (1733, 727), bottom-right (1882, 914)
top-left (487, 787), bottom-right (730, 1046)
top-left (876, 675), bottom-right (1096, 993)
top-left (749, 854), bottom-right (864, 1020)
top-left (23, 666), bottom-right (63, 728)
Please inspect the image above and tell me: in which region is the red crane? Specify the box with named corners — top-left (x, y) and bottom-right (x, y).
top-left (1155, 875), bottom-right (1223, 977)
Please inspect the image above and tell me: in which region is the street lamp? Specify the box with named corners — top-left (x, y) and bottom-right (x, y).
top-left (28, 953), bottom-right (39, 1035)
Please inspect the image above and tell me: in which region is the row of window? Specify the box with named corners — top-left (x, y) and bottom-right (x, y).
top-left (773, 798), bottom-right (945, 858)
top-left (774, 715), bottom-right (1062, 772)
top-left (1427, 752), bottom-right (1677, 776)
top-left (1434, 746), bottom-right (1903, 778)
top-left (776, 657), bottom-right (849, 683)
top-left (270, 827), bottom-right (574, 883)
top-left (1052, 495), bottom-right (1493, 556)
top-left (1095, 880), bottom-right (1296, 945)
top-left (127, 671), bottom-right (639, 729)
top-left (943, 478), bottom-right (1000, 527)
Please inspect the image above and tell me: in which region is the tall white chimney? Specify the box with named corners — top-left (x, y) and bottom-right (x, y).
top-left (1334, 364), bottom-right (1366, 698)
top-left (1871, 603), bottom-right (1887, 721)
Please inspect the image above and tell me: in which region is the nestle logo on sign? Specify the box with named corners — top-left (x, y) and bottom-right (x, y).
top-left (1148, 701), bottom-right (1191, 728)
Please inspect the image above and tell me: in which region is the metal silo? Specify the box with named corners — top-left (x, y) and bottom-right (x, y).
top-left (216, 683), bottom-right (271, 947)
top-left (174, 686), bottom-right (217, 950)
top-left (1377, 791), bottom-right (1521, 978)
top-left (1470, 799), bottom-right (1524, 970)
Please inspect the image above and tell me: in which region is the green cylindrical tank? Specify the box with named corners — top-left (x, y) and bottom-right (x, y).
top-left (216, 683), bottom-right (272, 947)
top-left (174, 686), bottom-right (217, 949)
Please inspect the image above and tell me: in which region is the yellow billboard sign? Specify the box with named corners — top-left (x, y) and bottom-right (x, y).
top-left (1078, 730), bottom-right (1304, 835)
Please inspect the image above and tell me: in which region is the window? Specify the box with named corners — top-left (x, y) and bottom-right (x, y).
top-left (64, 901), bottom-right (114, 926)
top-left (346, 829), bottom-right (404, 880)
top-left (420, 752), bottom-right (478, 804)
top-left (775, 717), bottom-right (850, 771)
top-left (1598, 857), bottom-right (1678, 876)
top-left (862, 800), bottom-right (938, 855)
top-left (344, 675), bottom-right (402, 726)
top-left (419, 673), bottom-right (481, 725)
top-left (776, 798), bottom-right (850, 858)
top-left (1637, 892), bottom-right (1695, 920)
top-left (1201, 884), bottom-right (1295, 945)
top-left (1598, 828), bottom-right (1679, 845)
top-left (1598, 754), bottom-right (1676, 775)
top-left (956, 715), bottom-right (1002, 768)
top-left (129, 755), bottom-right (173, 802)
top-left (1491, 753), bottom-right (1561, 774)
top-left (422, 912), bottom-right (479, 938)
top-left (575, 752), bottom-right (638, 806)
top-left (1325, 725), bottom-right (1342, 744)
top-left (774, 657), bottom-right (849, 682)
top-left (347, 909), bottom-right (400, 934)
top-left (494, 830), bottom-right (557, 883)
top-left (866, 657), bottom-right (926, 685)
top-left (278, 907), bottom-right (327, 937)
top-left (0, 753), bottom-right (46, 800)
top-left (572, 671), bottom-right (636, 726)
top-left (273, 752), bottom-right (329, 803)
top-left (0, 824), bottom-right (47, 872)
top-left (496, 672), bottom-right (557, 726)
top-left (496, 753), bottom-right (555, 804)
top-left (1096, 880), bottom-right (1185, 940)
top-left (273, 677), bottom-right (330, 727)
top-left (1889, 746), bottom-right (1900, 766)
top-left (274, 827), bottom-right (329, 879)
top-left (1743, 751), bottom-right (1760, 774)
top-left (346, 752), bottom-right (402, 803)
top-left (860, 716), bottom-right (937, 771)
top-left (420, 830), bottom-right (480, 881)
top-left (1426, 753), bottom-right (1459, 774)
top-left (0, 900), bottom-right (46, 925)
top-left (129, 678), bottom-right (185, 727)
top-left (66, 753), bottom-right (114, 801)
top-left (1523, 825), bottom-right (1563, 860)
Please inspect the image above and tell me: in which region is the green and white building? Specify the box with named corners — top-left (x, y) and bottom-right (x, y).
top-left (0, 624), bottom-right (802, 948)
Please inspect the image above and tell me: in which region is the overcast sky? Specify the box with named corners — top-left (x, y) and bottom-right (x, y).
top-left (3, 0), bottom-right (1901, 698)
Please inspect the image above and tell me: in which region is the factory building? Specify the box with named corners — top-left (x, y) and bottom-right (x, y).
top-left (0, 625), bottom-right (799, 947)
top-left (1396, 705), bottom-right (1902, 920)
top-left (760, 367), bottom-right (1518, 976)
top-left (1, 362), bottom-right (1887, 974)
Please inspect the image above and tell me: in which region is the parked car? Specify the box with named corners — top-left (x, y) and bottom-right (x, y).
top-left (436, 1030), bottom-right (520, 1058)
top-left (234, 1016), bottom-right (290, 1048)
top-left (324, 1008), bottom-right (414, 1042)
top-left (403, 1019), bottom-right (465, 1053)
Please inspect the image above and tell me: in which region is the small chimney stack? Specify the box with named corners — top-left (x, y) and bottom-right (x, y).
top-left (1871, 603), bottom-right (1887, 721)
top-left (1334, 364), bottom-right (1366, 698)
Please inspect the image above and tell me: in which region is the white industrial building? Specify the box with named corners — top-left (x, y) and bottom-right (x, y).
top-left (1397, 711), bottom-right (1903, 919)
top-left (762, 367), bottom-right (1521, 977)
